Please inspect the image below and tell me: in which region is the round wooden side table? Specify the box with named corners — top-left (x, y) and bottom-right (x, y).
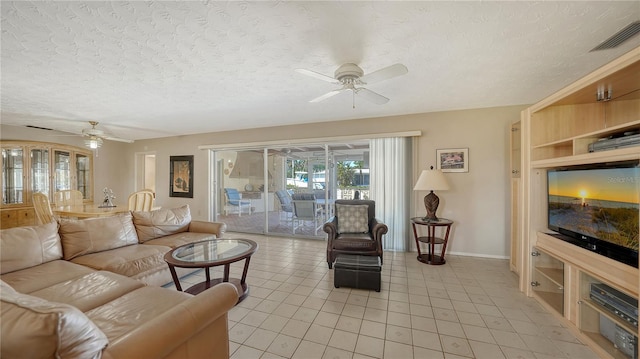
top-left (411, 217), bottom-right (453, 265)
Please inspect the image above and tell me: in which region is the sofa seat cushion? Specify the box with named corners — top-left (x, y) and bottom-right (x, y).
top-left (70, 244), bottom-right (171, 280)
top-left (1, 281), bottom-right (108, 359)
top-left (30, 271), bottom-right (145, 312)
top-left (0, 222), bottom-right (62, 274)
top-left (333, 234), bottom-right (376, 250)
top-left (86, 286), bottom-right (192, 343)
top-left (59, 213), bottom-right (139, 260)
top-left (133, 205), bottom-right (191, 243)
top-left (0, 260), bottom-right (95, 294)
top-left (143, 231), bottom-right (218, 249)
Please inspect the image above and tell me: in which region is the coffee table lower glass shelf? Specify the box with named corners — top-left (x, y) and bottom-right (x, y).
top-left (164, 238), bottom-right (258, 303)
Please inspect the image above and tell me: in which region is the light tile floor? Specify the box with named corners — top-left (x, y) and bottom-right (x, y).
top-left (169, 233), bottom-right (600, 359)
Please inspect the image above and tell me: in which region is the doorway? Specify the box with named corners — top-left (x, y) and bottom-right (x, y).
top-left (135, 152), bottom-right (156, 194)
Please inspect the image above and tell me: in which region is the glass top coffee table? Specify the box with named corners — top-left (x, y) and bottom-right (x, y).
top-left (164, 238), bottom-right (258, 303)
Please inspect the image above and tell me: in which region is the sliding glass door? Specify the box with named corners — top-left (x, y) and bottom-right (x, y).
top-left (211, 141), bottom-right (370, 239)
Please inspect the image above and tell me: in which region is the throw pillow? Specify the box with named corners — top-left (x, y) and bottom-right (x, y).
top-left (0, 289), bottom-right (108, 359)
top-left (336, 204), bottom-right (369, 234)
top-left (132, 205), bottom-right (191, 243)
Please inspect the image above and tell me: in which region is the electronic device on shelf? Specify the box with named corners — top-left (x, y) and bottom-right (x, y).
top-left (590, 283), bottom-right (638, 327)
top-left (589, 131), bottom-right (640, 153)
top-left (547, 160), bottom-right (640, 268)
top-left (599, 313), bottom-right (637, 359)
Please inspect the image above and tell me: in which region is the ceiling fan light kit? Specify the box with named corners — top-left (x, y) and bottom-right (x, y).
top-left (85, 136), bottom-right (103, 149)
top-left (296, 63), bottom-right (408, 107)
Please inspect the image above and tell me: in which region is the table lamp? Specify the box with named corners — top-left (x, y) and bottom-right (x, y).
top-left (413, 166), bottom-right (450, 221)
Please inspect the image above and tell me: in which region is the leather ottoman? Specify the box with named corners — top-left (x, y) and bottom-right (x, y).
top-left (333, 254), bottom-right (381, 292)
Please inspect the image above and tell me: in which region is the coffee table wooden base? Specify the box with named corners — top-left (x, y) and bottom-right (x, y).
top-left (185, 278), bottom-right (249, 303)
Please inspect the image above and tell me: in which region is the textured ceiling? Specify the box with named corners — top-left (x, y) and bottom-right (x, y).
top-left (2, 1), bottom-right (640, 141)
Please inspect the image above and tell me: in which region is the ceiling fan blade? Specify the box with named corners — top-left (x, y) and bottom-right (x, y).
top-left (103, 136), bottom-right (134, 143)
top-left (295, 68), bottom-right (337, 83)
top-left (356, 88), bottom-right (389, 105)
top-left (360, 63), bottom-right (408, 85)
top-left (309, 89), bottom-right (345, 103)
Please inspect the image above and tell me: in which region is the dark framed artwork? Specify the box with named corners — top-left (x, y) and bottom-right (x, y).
top-left (170, 155), bottom-right (193, 198)
top-left (436, 148), bottom-right (469, 173)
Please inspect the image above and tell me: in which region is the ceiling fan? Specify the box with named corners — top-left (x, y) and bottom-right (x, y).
top-left (80, 121), bottom-right (134, 148)
top-left (295, 63), bottom-right (408, 105)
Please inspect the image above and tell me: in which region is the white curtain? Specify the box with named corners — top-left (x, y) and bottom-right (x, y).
top-left (370, 137), bottom-right (411, 251)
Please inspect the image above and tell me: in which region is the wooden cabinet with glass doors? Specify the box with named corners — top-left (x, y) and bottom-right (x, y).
top-left (1, 141), bottom-right (93, 228)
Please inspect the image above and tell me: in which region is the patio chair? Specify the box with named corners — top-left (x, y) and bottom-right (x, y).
top-left (292, 193), bottom-right (324, 235)
top-left (224, 188), bottom-right (251, 216)
top-left (275, 189), bottom-right (294, 221)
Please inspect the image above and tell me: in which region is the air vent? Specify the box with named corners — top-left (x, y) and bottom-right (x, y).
top-left (26, 125), bottom-right (54, 131)
top-left (590, 21), bottom-right (640, 52)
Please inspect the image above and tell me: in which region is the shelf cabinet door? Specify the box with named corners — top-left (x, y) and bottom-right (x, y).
top-left (53, 149), bottom-right (92, 202)
top-left (30, 147), bottom-right (50, 196)
top-left (2, 146), bottom-right (26, 206)
top-left (531, 248), bottom-right (564, 315)
top-left (510, 122), bottom-right (521, 178)
top-left (75, 152), bottom-right (91, 200)
top-left (53, 150), bottom-right (72, 192)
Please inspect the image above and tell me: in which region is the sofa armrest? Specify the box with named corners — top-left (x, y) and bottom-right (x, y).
top-left (188, 221), bottom-right (227, 238)
top-left (102, 283), bottom-right (238, 359)
top-left (323, 217), bottom-right (338, 240)
top-left (371, 219), bottom-right (388, 254)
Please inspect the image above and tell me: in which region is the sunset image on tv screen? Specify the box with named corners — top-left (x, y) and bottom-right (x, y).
top-left (548, 166), bottom-right (639, 251)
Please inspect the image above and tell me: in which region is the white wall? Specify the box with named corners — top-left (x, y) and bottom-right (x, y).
top-left (1, 104), bottom-right (525, 258)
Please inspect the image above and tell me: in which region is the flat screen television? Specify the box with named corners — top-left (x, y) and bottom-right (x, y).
top-left (547, 160), bottom-right (640, 268)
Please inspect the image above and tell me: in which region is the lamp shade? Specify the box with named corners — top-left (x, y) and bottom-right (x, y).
top-left (413, 169), bottom-right (450, 191)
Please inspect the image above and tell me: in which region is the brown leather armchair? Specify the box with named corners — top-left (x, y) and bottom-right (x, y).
top-left (324, 200), bottom-right (388, 269)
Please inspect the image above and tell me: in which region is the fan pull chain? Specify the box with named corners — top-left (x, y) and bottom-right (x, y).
top-left (352, 90), bottom-right (356, 109)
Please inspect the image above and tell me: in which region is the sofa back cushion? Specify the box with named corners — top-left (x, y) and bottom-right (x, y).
top-left (0, 222), bottom-right (62, 274)
top-left (1, 279), bottom-right (108, 359)
top-left (59, 213), bottom-right (138, 260)
top-left (132, 205), bottom-right (191, 243)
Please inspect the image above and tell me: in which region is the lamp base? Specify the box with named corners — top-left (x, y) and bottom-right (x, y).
top-left (423, 191), bottom-right (440, 221)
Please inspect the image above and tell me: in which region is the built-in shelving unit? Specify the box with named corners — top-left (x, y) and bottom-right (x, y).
top-left (518, 46), bottom-right (640, 358)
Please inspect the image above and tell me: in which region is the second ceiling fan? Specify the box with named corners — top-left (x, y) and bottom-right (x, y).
top-left (296, 63), bottom-right (408, 105)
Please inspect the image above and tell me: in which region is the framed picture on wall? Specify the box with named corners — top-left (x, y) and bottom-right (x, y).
top-left (436, 148), bottom-right (469, 173)
top-left (170, 155), bottom-right (194, 198)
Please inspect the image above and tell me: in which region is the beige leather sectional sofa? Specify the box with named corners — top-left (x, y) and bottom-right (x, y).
top-left (0, 205), bottom-right (238, 359)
